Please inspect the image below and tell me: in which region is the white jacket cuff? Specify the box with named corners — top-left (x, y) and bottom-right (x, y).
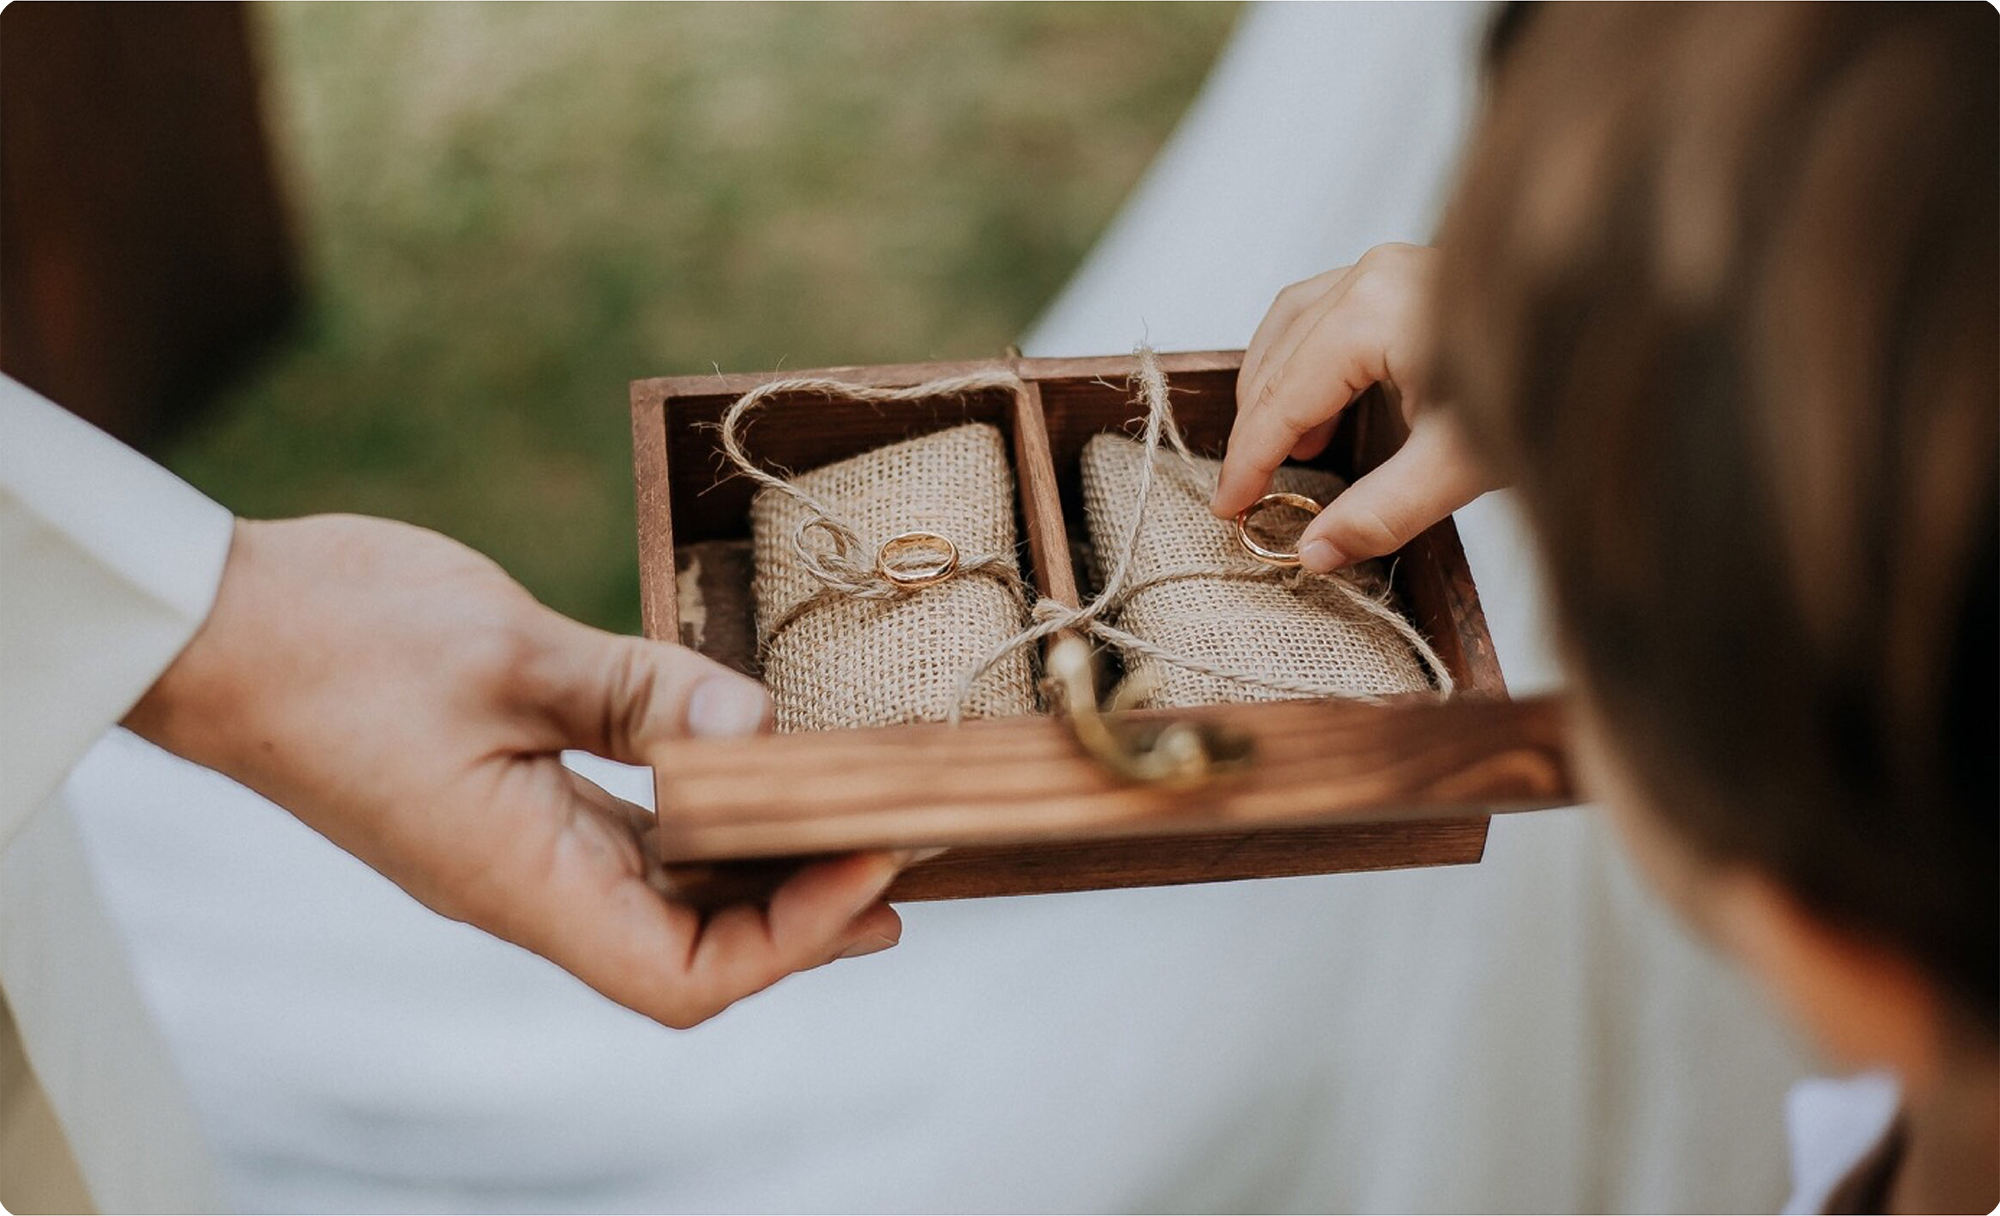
top-left (0, 376), bottom-right (234, 847)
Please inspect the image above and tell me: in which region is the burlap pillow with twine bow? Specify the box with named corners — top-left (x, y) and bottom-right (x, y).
top-left (751, 422), bottom-right (1037, 732)
top-left (1079, 433), bottom-right (1438, 709)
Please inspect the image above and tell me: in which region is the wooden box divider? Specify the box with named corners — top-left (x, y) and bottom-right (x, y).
top-left (629, 350), bottom-right (1572, 905)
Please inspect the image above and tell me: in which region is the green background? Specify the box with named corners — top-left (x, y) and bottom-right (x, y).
top-left (166, 2), bottom-right (1236, 632)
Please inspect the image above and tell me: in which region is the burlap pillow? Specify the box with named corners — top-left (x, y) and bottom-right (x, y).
top-left (1079, 433), bottom-right (1436, 708)
top-left (751, 422), bottom-right (1036, 732)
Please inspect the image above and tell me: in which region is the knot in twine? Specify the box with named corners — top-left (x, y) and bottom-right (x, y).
top-left (713, 351), bottom-right (1454, 725)
top-left (714, 372), bottom-right (1030, 640)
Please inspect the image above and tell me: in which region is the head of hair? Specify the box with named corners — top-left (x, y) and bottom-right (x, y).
top-left (1433, 3), bottom-right (1997, 1025)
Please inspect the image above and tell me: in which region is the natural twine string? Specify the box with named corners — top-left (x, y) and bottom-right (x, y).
top-left (714, 372), bottom-right (1029, 642)
top-left (712, 350), bottom-right (1455, 724)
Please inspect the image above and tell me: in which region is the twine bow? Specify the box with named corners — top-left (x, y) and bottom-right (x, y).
top-left (714, 371), bottom-right (1031, 640)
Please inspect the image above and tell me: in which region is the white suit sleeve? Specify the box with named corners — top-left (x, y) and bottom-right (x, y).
top-left (0, 375), bottom-right (233, 848)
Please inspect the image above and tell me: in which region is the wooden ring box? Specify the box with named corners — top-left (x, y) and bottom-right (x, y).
top-left (628, 350), bottom-right (1572, 905)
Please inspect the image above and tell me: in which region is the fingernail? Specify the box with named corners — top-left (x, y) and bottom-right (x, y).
top-left (837, 932), bottom-right (899, 960)
top-left (887, 847), bottom-right (949, 868)
top-left (1300, 539), bottom-right (1345, 572)
top-left (687, 676), bottom-right (769, 738)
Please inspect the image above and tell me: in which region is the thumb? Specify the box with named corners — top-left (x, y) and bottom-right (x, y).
top-left (529, 620), bottom-right (773, 763)
top-left (1296, 414), bottom-right (1491, 573)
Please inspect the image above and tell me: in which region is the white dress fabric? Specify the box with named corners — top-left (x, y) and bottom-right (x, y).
top-left (1779, 1072), bottom-right (1901, 1215)
top-left (12, 3), bottom-right (1814, 1211)
top-left (0, 378), bottom-right (233, 844)
top-left (1, 376), bottom-right (234, 1212)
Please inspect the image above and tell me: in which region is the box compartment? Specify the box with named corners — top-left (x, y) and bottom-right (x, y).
top-left (629, 351), bottom-right (1568, 903)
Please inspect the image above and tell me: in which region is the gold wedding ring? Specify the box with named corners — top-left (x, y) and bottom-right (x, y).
top-left (1234, 492), bottom-right (1324, 567)
top-left (876, 531), bottom-right (961, 587)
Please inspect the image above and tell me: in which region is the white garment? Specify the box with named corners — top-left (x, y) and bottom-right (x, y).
top-left (1781, 1072), bottom-right (1901, 1215)
top-left (0, 376), bottom-right (234, 1211)
top-left (10, 3), bottom-right (1813, 1212)
top-left (0, 378), bottom-right (233, 844)
top-left (1024, 1), bottom-right (1480, 356)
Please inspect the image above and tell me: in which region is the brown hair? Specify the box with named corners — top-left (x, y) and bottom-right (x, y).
top-left (1433, 3), bottom-right (1996, 1022)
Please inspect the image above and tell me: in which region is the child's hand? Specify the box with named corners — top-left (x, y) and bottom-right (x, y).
top-left (1212, 243), bottom-right (1495, 572)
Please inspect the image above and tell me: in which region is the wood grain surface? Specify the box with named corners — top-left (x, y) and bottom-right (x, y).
top-left (650, 694), bottom-right (1568, 860)
top-left (662, 818), bottom-right (1492, 906)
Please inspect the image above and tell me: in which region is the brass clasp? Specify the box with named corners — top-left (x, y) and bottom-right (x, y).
top-left (1043, 635), bottom-right (1255, 788)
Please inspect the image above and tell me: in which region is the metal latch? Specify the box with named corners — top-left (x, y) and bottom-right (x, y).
top-left (1043, 635), bottom-right (1255, 788)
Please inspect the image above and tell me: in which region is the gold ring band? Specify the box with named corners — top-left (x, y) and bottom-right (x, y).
top-left (1234, 492), bottom-right (1324, 567)
top-left (877, 531), bottom-right (961, 587)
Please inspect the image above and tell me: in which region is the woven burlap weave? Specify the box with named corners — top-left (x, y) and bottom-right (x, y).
top-left (1079, 433), bottom-right (1435, 709)
top-left (751, 422), bottom-right (1035, 732)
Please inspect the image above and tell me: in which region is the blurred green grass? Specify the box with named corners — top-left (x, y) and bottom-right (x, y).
top-left (165, 2), bottom-right (1237, 632)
